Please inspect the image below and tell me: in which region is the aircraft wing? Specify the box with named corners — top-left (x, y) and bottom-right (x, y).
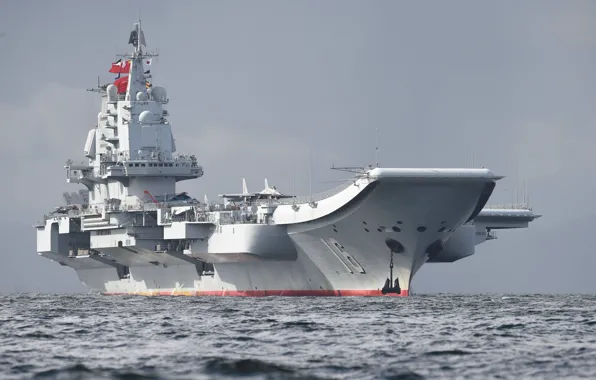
top-left (219, 192), bottom-right (295, 201)
top-left (219, 193), bottom-right (258, 200)
top-left (272, 194), bottom-right (295, 199)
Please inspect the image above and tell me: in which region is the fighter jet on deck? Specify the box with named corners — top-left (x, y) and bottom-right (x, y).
top-left (219, 178), bottom-right (294, 203)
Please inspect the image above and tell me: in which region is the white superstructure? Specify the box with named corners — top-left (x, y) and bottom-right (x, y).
top-left (34, 22), bottom-right (540, 296)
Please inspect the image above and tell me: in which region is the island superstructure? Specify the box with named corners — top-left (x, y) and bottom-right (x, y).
top-left (34, 22), bottom-right (540, 296)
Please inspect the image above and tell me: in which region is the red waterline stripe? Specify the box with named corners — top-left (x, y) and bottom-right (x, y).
top-left (103, 289), bottom-right (409, 297)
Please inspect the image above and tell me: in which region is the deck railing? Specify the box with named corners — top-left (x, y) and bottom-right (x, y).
top-left (482, 203), bottom-right (532, 211)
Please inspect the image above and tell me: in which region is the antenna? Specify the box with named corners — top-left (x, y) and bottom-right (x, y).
top-left (509, 159), bottom-right (514, 204)
top-left (472, 148), bottom-right (475, 168)
top-left (137, 21), bottom-right (142, 54)
top-left (515, 155), bottom-right (519, 204)
top-left (292, 158), bottom-right (297, 204)
top-left (308, 148), bottom-right (312, 199)
top-left (309, 148), bottom-right (313, 201)
top-left (375, 128), bottom-right (380, 167)
top-left (522, 179), bottom-right (525, 205)
top-left (137, 8), bottom-right (142, 53)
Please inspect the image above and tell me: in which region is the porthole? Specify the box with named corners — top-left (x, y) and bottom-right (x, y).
top-left (385, 238), bottom-right (405, 253)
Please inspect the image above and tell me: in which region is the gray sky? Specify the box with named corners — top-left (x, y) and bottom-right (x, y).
top-left (1, 0), bottom-right (595, 293)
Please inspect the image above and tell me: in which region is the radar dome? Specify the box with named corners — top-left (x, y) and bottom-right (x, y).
top-left (106, 84), bottom-right (118, 100)
top-left (139, 110), bottom-right (156, 124)
top-left (136, 91), bottom-right (148, 101)
top-left (151, 86), bottom-right (167, 102)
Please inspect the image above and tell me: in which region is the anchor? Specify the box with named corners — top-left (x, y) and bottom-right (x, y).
top-left (381, 250), bottom-right (401, 295)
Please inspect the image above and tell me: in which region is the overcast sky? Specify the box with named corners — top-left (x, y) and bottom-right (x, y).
top-left (0, 0), bottom-right (595, 293)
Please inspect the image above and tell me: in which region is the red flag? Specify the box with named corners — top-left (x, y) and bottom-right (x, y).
top-left (109, 59), bottom-right (131, 74)
top-left (114, 76), bottom-right (129, 94)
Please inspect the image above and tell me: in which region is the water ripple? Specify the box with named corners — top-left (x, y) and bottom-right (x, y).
top-left (0, 294), bottom-right (595, 379)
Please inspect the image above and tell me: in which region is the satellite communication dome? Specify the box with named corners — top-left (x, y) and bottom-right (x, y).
top-left (151, 86), bottom-right (167, 102)
top-left (139, 110), bottom-right (156, 124)
top-left (136, 91), bottom-right (148, 101)
top-left (106, 84), bottom-right (118, 100)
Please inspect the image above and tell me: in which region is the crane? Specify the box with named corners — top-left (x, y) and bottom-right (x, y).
top-left (144, 190), bottom-right (159, 205)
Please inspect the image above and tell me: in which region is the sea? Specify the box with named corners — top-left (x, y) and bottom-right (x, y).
top-left (0, 294), bottom-right (595, 379)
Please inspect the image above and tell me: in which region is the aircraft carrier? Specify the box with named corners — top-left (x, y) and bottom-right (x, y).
top-left (34, 21), bottom-right (541, 296)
